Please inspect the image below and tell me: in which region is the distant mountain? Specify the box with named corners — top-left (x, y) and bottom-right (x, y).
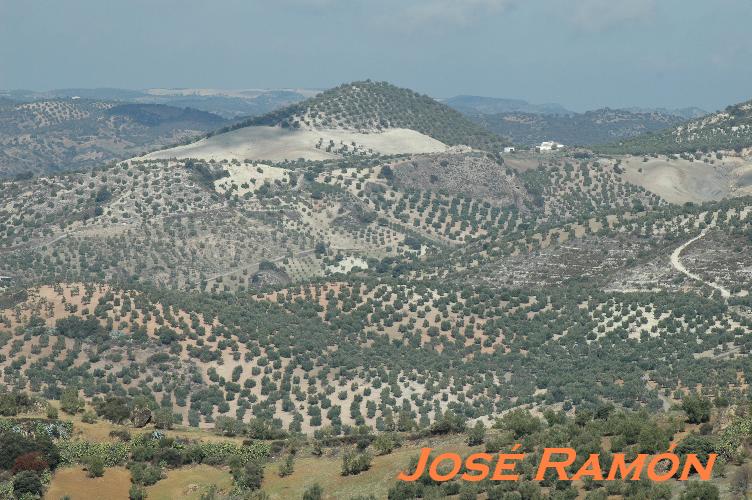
top-left (623, 106), bottom-right (707, 120)
top-left (597, 99), bottom-right (752, 154)
top-left (469, 108), bottom-right (685, 146)
top-left (443, 95), bottom-right (571, 116)
top-left (1, 87), bottom-right (315, 119)
top-left (0, 98), bottom-right (227, 177)
top-left (227, 80), bottom-right (509, 152)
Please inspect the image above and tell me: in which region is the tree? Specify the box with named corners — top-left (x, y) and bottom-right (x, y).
top-left (13, 471), bottom-right (43, 497)
top-left (232, 461), bottom-right (264, 491)
top-left (60, 387), bottom-right (84, 415)
top-left (680, 481), bottom-right (719, 500)
top-left (467, 421), bottom-right (486, 446)
top-left (495, 409), bottom-right (541, 438)
top-left (153, 408), bottom-right (175, 430)
top-left (95, 396), bottom-right (130, 424)
top-left (682, 394), bottom-right (711, 424)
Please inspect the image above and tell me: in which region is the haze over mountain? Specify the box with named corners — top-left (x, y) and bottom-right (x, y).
top-left (2, 87), bottom-right (316, 119)
top-left (442, 95), bottom-right (571, 116)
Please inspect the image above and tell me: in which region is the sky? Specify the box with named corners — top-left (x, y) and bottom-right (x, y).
top-left (1, 0), bottom-right (750, 112)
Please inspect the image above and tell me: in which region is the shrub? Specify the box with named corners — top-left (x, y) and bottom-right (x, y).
top-left (232, 460), bottom-right (264, 491)
top-left (11, 452), bottom-right (48, 473)
top-left (86, 455), bottom-right (105, 478)
top-left (129, 461), bottom-right (163, 486)
top-left (129, 485), bottom-right (147, 500)
top-left (341, 450), bottom-right (372, 476)
top-left (13, 471), bottom-right (42, 497)
top-left (303, 483), bottom-right (323, 500)
top-left (81, 411), bottom-right (98, 424)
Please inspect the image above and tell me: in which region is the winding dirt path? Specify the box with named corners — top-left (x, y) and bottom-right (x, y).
top-left (670, 230), bottom-right (731, 298)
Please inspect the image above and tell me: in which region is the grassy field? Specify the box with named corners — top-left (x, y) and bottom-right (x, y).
top-left (45, 466), bottom-right (131, 500)
top-left (145, 465), bottom-right (233, 500)
top-left (262, 435), bottom-right (479, 499)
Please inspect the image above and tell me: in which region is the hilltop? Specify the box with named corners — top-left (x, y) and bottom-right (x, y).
top-left (597, 98), bottom-right (752, 154)
top-left (0, 98), bottom-right (226, 177)
top-left (148, 81), bottom-right (509, 162)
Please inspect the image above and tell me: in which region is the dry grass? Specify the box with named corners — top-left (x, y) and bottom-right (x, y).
top-left (45, 466), bottom-right (131, 500)
top-left (262, 435), bottom-right (479, 499)
top-left (145, 465), bottom-right (233, 500)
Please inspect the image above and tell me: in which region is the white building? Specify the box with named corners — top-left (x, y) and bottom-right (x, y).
top-left (538, 141), bottom-right (565, 152)
top-left (503, 147), bottom-right (516, 153)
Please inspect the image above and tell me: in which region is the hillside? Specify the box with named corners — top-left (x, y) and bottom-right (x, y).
top-left (1, 140), bottom-right (751, 497)
top-left (3, 87), bottom-right (314, 119)
top-left (219, 81), bottom-right (509, 151)
top-left (469, 108), bottom-right (685, 146)
top-left (1, 99), bottom-right (752, 499)
top-left (597, 98), bottom-right (752, 154)
top-left (0, 98), bottom-right (226, 177)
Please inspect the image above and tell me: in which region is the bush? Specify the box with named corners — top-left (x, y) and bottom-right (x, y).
top-left (13, 470), bottom-right (42, 497)
top-left (81, 411), bottom-right (98, 424)
top-left (46, 405), bottom-right (59, 419)
top-left (682, 394), bottom-right (711, 424)
top-left (232, 460), bottom-right (264, 491)
top-left (467, 421), bottom-right (485, 446)
top-left (341, 450), bottom-right (372, 476)
top-left (278, 453), bottom-right (294, 477)
top-left (680, 481), bottom-right (719, 499)
top-left (86, 455), bottom-right (105, 478)
top-left (129, 484), bottom-right (147, 500)
top-left (58, 441), bottom-right (129, 467)
top-left (12, 452), bottom-right (48, 473)
top-left (303, 483), bottom-right (323, 500)
top-left (129, 461), bottom-right (163, 486)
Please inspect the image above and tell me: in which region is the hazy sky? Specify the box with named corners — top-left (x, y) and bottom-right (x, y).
top-left (1, 0), bottom-right (750, 111)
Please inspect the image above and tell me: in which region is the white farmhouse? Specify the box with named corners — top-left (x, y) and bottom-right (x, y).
top-left (537, 141), bottom-right (564, 152)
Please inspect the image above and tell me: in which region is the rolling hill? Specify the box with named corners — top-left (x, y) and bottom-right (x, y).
top-left (2, 87), bottom-right (752, 500)
top-left (148, 81), bottom-right (509, 162)
top-left (597, 98), bottom-right (752, 154)
top-left (2, 87), bottom-right (314, 119)
top-left (0, 98), bottom-right (226, 177)
top-left (467, 108), bottom-right (685, 146)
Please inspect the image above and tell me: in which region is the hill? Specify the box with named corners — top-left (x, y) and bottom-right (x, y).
top-left (0, 98), bottom-right (226, 177)
top-left (245, 81), bottom-right (509, 150)
top-left (2, 108), bottom-right (752, 498)
top-left (2, 87), bottom-right (314, 119)
top-left (596, 98), bottom-right (752, 154)
top-left (148, 81), bottom-right (511, 162)
top-left (443, 94), bottom-right (571, 115)
top-left (468, 108), bottom-right (685, 146)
